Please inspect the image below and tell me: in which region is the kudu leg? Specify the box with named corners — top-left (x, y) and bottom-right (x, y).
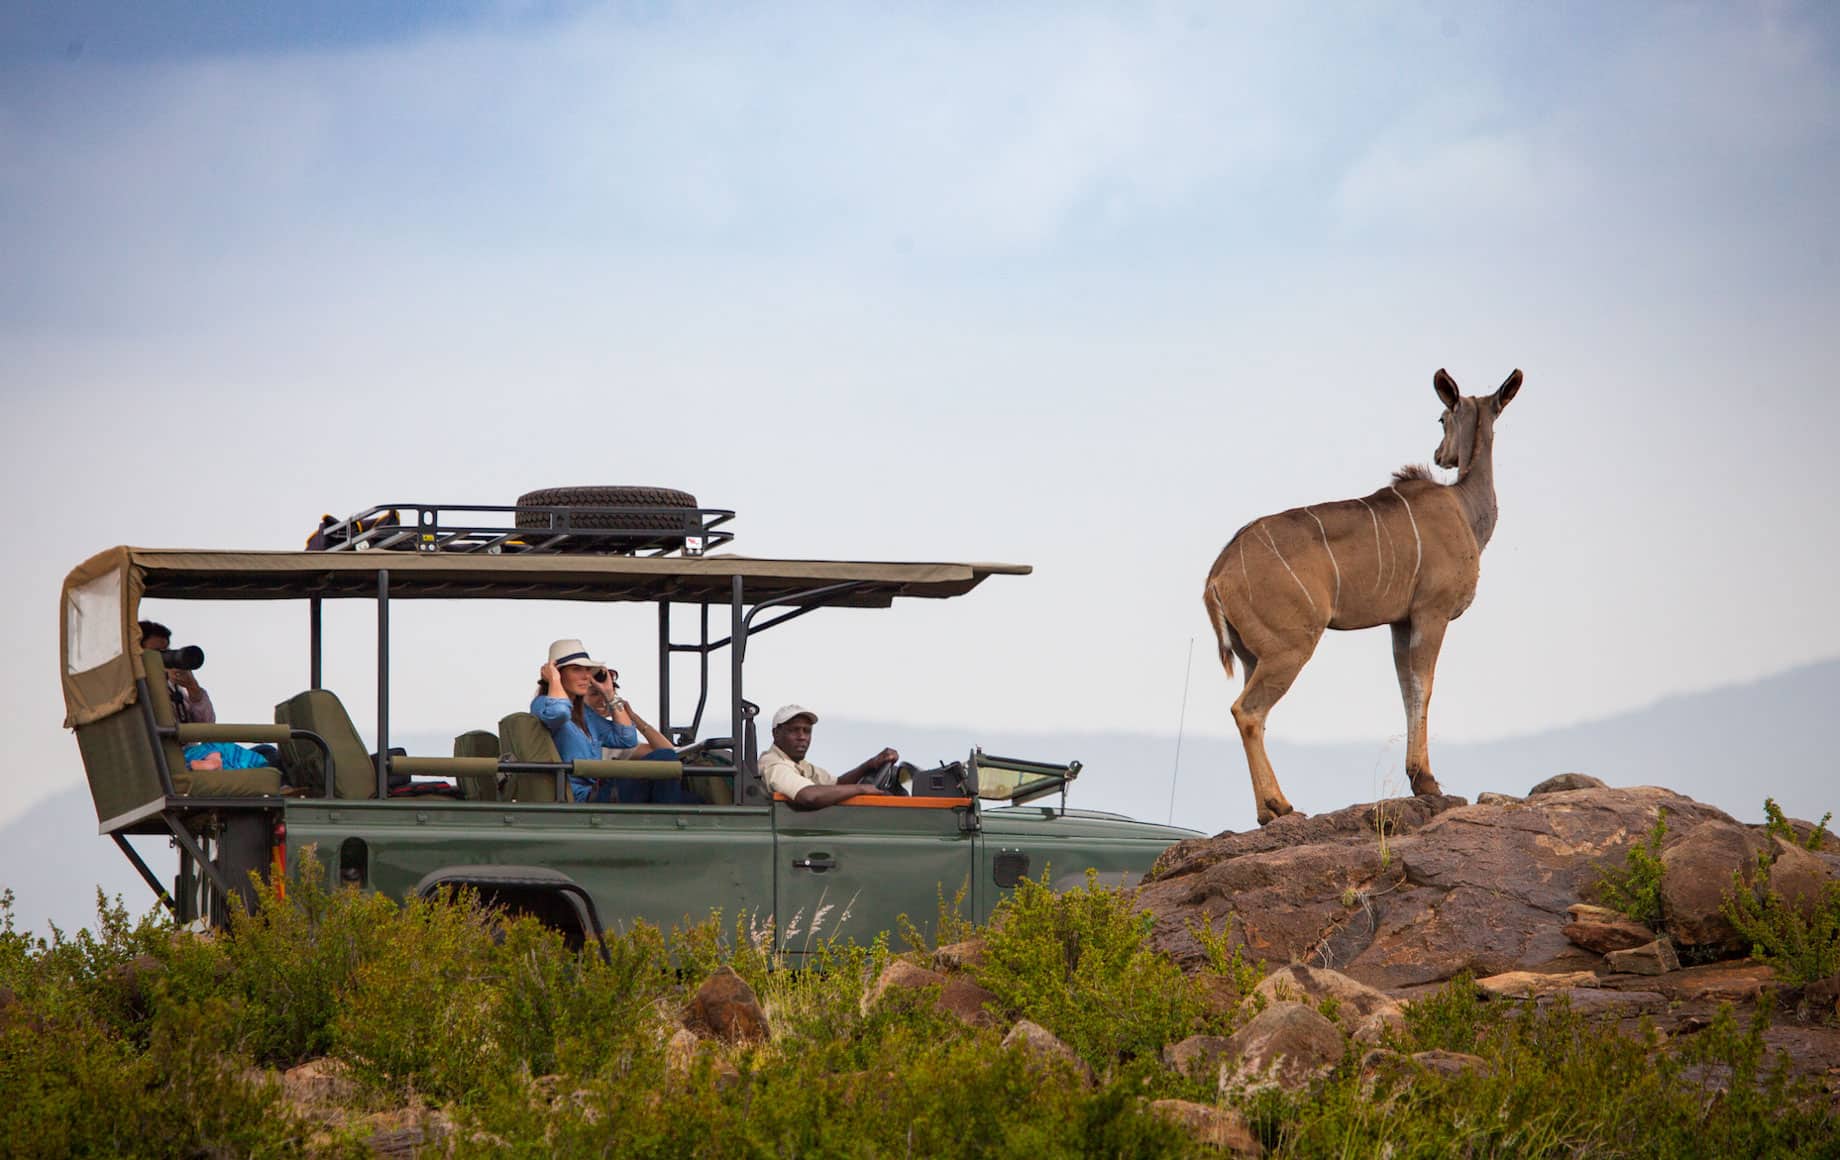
top-left (1230, 645), bottom-right (1311, 825)
top-left (1390, 618), bottom-right (1448, 796)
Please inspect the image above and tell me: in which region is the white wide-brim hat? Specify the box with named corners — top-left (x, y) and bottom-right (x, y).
top-left (772, 703), bottom-right (819, 728)
top-left (547, 638), bottom-right (607, 670)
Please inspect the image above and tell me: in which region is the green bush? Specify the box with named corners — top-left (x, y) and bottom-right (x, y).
top-left (1723, 871), bottom-right (1840, 987)
top-left (1596, 807), bottom-right (1669, 926)
top-left (972, 871), bottom-right (1209, 1069)
top-left (8, 858), bottom-right (1840, 1158)
top-left (1259, 982), bottom-right (1837, 1157)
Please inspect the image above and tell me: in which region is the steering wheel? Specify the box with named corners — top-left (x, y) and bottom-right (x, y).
top-left (869, 753), bottom-right (906, 794)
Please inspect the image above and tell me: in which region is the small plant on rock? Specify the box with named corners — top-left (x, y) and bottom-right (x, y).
top-left (1595, 807), bottom-right (1669, 927)
top-left (1762, 796), bottom-right (1833, 851)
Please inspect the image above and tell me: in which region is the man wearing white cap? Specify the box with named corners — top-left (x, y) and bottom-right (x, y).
top-left (760, 704), bottom-right (899, 810)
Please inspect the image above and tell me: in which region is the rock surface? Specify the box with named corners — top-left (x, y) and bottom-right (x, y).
top-left (682, 966), bottom-right (770, 1044)
top-left (1163, 1034), bottom-right (1234, 1081)
top-left (1564, 918), bottom-right (1657, 954)
top-left (1605, 938), bottom-right (1680, 976)
top-left (1137, 783), bottom-right (1840, 1101)
top-left (1147, 1099), bottom-right (1263, 1156)
top-left (1220, 1002), bottom-right (1345, 1093)
top-left (1002, 1020), bottom-right (1093, 1083)
top-left (1143, 786), bottom-right (1735, 989)
top-left (1659, 821), bottom-right (1768, 952)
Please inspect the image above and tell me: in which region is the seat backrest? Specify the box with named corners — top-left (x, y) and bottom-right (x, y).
top-left (73, 652), bottom-right (172, 823)
top-left (498, 712), bottom-right (559, 803)
top-left (141, 650), bottom-right (198, 793)
top-left (452, 730), bottom-right (501, 801)
top-left (276, 689), bottom-right (376, 799)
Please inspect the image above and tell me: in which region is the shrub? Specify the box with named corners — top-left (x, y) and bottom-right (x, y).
top-left (1723, 870), bottom-right (1840, 986)
top-left (1259, 978), bottom-right (1838, 1157)
top-left (1596, 807), bottom-right (1669, 926)
top-left (972, 871), bottom-right (1206, 1069)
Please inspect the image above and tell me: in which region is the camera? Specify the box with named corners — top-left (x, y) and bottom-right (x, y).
top-left (160, 645), bottom-right (205, 671)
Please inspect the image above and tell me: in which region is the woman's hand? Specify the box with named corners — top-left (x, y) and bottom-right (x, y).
top-left (541, 660), bottom-right (563, 696)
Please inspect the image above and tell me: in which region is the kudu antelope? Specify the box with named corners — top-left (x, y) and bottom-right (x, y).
top-left (1203, 368), bottom-right (1523, 825)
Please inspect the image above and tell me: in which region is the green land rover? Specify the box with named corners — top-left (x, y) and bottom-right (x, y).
top-left (59, 494), bottom-right (1198, 959)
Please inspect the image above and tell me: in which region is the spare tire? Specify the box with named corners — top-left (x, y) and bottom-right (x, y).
top-left (514, 486), bottom-right (699, 532)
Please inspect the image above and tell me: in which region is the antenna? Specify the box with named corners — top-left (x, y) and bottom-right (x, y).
top-left (1166, 637), bottom-right (1195, 826)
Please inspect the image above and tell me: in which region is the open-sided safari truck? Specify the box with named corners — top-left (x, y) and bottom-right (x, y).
top-left (60, 497), bottom-right (1198, 958)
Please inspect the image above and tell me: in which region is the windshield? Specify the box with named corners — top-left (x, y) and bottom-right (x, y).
top-left (972, 753), bottom-right (1080, 805)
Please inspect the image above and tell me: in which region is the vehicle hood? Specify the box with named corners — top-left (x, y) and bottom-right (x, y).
top-left (977, 805), bottom-right (1204, 843)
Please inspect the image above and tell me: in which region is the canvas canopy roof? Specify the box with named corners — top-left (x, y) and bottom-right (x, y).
top-left (60, 546), bottom-right (1030, 726)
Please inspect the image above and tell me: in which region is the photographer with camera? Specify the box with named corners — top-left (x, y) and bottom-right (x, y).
top-left (533, 638), bottom-right (700, 805)
top-left (138, 620), bottom-right (214, 724)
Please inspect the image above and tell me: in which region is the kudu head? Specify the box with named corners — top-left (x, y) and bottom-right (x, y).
top-left (1433, 368), bottom-right (1522, 473)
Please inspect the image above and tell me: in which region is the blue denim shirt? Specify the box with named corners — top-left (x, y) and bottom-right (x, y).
top-left (532, 695), bottom-right (639, 800)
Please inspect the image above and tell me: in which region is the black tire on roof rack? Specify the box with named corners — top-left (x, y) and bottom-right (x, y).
top-left (513, 486), bottom-right (699, 532)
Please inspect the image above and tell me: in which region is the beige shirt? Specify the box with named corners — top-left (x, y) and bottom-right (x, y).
top-left (760, 744), bottom-right (836, 800)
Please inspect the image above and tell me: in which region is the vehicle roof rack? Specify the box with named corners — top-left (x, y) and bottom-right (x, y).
top-left (306, 501), bottom-right (736, 558)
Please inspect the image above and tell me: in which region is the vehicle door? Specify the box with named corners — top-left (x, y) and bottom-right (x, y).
top-left (772, 795), bottom-right (975, 961)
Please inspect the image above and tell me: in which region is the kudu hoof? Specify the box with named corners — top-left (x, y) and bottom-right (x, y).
top-left (1256, 800), bottom-right (1296, 827)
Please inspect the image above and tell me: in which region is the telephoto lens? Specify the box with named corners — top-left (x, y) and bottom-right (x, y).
top-left (160, 645), bottom-right (205, 671)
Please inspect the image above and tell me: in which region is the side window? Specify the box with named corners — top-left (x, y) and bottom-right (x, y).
top-left (67, 570), bottom-right (124, 674)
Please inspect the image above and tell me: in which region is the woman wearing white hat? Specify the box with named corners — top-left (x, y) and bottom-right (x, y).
top-left (533, 638), bottom-right (698, 804)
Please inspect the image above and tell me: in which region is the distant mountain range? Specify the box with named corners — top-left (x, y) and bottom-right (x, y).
top-left (7, 659), bottom-right (1833, 938)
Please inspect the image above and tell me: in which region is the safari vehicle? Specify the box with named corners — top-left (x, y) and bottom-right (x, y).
top-left (59, 495), bottom-right (1198, 958)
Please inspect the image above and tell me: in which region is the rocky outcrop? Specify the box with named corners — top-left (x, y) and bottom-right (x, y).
top-left (1142, 785), bottom-right (1737, 989)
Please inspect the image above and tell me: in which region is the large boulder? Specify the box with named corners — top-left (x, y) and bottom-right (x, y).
top-left (1220, 1002), bottom-right (1345, 1094)
top-left (1659, 821), bottom-right (1769, 952)
top-left (862, 960), bottom-right (1000, 1028)
top-left (682, 966), bottom-right (770, 1045)
top-left (1766, 839), bottom-right (1840, 921)
top-left (1143, 787), bottom-right (1736, 990)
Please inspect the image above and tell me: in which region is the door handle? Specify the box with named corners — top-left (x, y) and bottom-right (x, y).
top-left (792, 854), bottom-right (837, 872)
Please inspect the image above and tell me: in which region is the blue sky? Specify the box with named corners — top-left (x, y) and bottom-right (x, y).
top-left (3, 1), bottom-right (1837, 835)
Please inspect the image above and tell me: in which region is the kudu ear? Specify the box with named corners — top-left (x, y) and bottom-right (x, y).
top-left (1433, 368), bottom-right (1460, 409)
top-left (1494, 369), bottom-right (1523, 411)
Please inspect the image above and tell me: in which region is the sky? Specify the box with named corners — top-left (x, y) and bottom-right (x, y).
top-left (3, 1), bottom-right (1837, 840)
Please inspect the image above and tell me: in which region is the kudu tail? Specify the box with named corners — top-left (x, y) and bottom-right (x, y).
top-left (1202, 581), bottom-right (1236, 680)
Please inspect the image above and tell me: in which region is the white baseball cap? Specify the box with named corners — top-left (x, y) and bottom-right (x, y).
top-left (772, 704), bottom-right (819, 728)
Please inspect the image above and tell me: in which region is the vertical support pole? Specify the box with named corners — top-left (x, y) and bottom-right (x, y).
top-left (731, 574), bottom-right (748, 801)
top-left (658, 600), bottom-right (671, 742)
top-left (376, 569), bottom-right (390, 800)
top-left (309, 597), bottom-right (323, 690)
